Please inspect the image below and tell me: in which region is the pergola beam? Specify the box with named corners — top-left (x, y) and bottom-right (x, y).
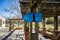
top-left (42, 1), bottom-right (60, 4)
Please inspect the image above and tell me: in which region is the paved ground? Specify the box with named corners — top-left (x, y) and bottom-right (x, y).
top-left (7, 30), bottom-right (50, 40)
top-left (7, 30), bottom-right (25, 40)
top-left (38, 33), bottom-right (50, 40)
top-left (0, 28), bottom-right (10, 40)
top-left (0, 28), bottom-right (50, 40)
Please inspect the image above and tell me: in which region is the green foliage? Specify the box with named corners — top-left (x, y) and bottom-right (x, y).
top-left (46, 17), bottom-right (54, 24)
top-left (47, 27), bottom-right (53, 32)
top-left (5, 24), bottom-right (10, 27)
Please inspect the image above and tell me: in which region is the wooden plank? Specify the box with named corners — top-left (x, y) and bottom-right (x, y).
top-left (45, 31), bottom-right (53, 38)
top-left (39, 0), bottom-right (60, 5)
top-left (34, 22), bottom-right (38, 40)
top-left (42, 18), bottom-right (46, 35)
top-left (20, 0), bottom-right (60, 18)
top-left (9, 20), bottom-right (11, 31)
top-left (52, 16), bottom-right (58, 40)
top-left (30, 22), bottom-right (32, 40)
top-left (43, 18), bottom-right (45, 27)
top-left (24, 22), bottom-right (29, 40)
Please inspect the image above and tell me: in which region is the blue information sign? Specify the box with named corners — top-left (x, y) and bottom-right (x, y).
top-left (35, 12), bottom-right (42, 22)
top-left (22, 12), bottom-right (42, 22)
top-left (22, 12), bottom-right (33, 22)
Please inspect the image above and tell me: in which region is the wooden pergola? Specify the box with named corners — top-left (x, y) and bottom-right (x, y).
top-left (19, 0), bottom-right (60, 40)
top-left (7, 19), bottom-right (23, 31)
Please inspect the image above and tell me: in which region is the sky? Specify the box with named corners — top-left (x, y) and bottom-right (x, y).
top-left (0, 0), bottom-right (21, 19)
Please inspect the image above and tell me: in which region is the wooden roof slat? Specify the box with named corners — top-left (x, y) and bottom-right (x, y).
top-left (20, 0), bottom-right (60, 18)
top-left (42, 1), bottom-right (60, 4)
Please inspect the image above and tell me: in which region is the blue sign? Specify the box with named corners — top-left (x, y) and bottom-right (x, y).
top-left (22, 12), bottom-right (33, 22)
top-left (35, 12), bottom-right (42, 22)
top-left (22, 12), bottom-right (42, 22)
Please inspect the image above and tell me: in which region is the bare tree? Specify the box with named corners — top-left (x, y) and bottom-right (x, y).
top-left (4, 0), bottom-right (22, 19)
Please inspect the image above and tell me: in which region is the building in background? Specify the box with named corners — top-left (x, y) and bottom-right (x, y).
top-left (0, 14), bottom-right (5, 28)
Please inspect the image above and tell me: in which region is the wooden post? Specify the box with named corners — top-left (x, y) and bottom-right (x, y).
top-left (35, 22), bottom-right (38, 33)
top-left (30, 22), bottom-right (32, 40)
top-left (11, 19), bottom-right (14, 31)
top-left (12, 19), bottom-right (14, 30)
top-left (28, 22), bottom-right (30, 40)
top-left (35, 22), bottom-right (38, 40)
top-left (43, 18), bottom-right (45, 27)
top-left (9, 19), bottom-right (11, 31)
top-left (18, 20), bottom-right (20, 29)
top-left (24, 22), bottom-right (28, 40)
top-left (28, 0), bottom-right (33, 40)
top-left (32, 1), bottom-right (41, 40)
top-left (52, 16), bottom-right (58, 40)
top-left (32, 2), bottom-right (39, 40)
top-left (42, 18), bottom-right (46, 35)
top-left (24, 22), bottom-right (30, 40)
top-left (54, 16), bottom-right (58, 30)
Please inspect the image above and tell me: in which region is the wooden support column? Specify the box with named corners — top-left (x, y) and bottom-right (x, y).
top-left (28, 0), bottom-right (33, 40)
top-left (24, 22), bottom-right (30, 40)
top-left (32, 2), bottom-right (39, 40)
top-left (12, 19), bottom-right (14, 30)
top-left (35, 22), bottom-right (38, 33)
top-left (43, 18), bottom-right (45, 27)
top-left (54, 16), bottom-right (58, 30)
top-left (11, 20), bottom-right (14, 31)
top-left (9, 19), bottom-right (12, 31)
top-left (28, 22), bottom-right (30, 40)
top-left (52, 16), bottom-right (58, 40)
top-left (13, 20), bottom-right (14, 29)
top-left (30, 22), bottom-right (32, 40)
top-left (42, 18), bottom-right (46, 35)
top-left (18, 20), bottom-right (20, 29)
top-left (35, 22), bottom-right (38, 40)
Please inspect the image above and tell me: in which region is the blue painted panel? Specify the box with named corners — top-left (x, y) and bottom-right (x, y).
top-left (22, 12), bottom-right (42, 22)
top-left (35, 12), bottom-right (42, 22)
top-left (22, 12), bottom-right (33, 22)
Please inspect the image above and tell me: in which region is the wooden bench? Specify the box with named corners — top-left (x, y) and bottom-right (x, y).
top-left (38, 29), bottom-right (43, 33)
top-left (39, 29), bottom-right (60, 40)
top-left (45, 31), bottom-right (53, 38)
top-left (45, 30), bottom-right (60, 40)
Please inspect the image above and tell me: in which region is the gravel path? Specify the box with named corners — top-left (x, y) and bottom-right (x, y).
top-left (0, 28), bottom-right (51, 40)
